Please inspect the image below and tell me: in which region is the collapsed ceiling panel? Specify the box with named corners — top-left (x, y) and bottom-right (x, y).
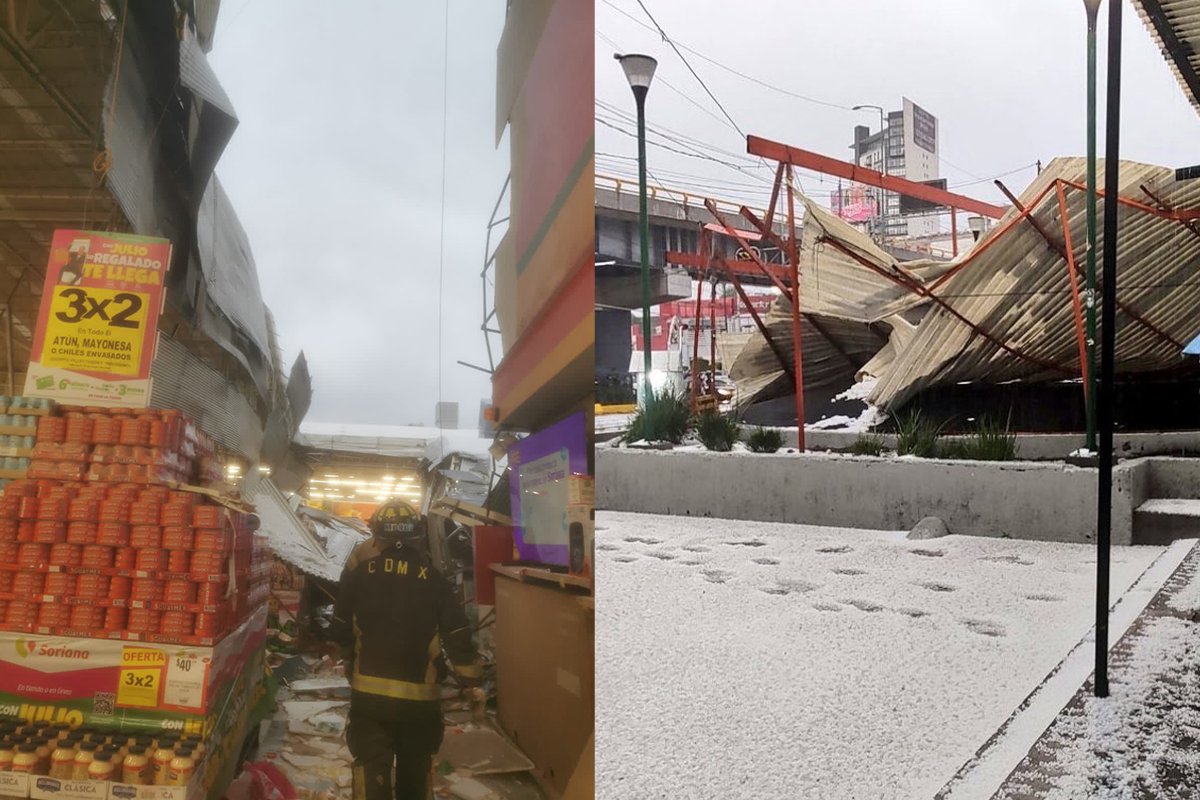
top-left (729, 157), bottom-right (1200, 416)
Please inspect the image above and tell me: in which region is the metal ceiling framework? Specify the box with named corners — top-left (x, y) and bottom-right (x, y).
top-left (665, 139), bottom-right (1003, 449)
top-left (667, 133), bottom-right (1200, 445)
top-left (0, 0), bottom-right (119, 391)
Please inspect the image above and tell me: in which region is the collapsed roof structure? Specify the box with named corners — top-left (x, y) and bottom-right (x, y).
top-left (728, 157), bottom-right (1200, 417)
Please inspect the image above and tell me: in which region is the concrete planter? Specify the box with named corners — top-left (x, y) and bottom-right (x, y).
top-left (597, 447), bottom-right (1149, 545)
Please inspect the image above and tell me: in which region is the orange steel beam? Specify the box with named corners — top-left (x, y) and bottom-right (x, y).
top-left (740, 205), bottom-right (791, 258)
top-left (1057, 178), bottom-right (1200, 221)
top-left (690, 246), bottom-right (705, 411)
top-left (928, 180), bottom-right (1061, 292)
top-left (996, 179), bottom-right (1184, 352)
top-left (1140, 183), bottom-right (1200, 243)
top-left (763, 162), bottom-right (785, 233)
top-left (1054, 181), bottom-right (1092, 402)
top-left (666, 250), bottom-right (791, 283)
top-left (820, 235), bottom-right (1071, 375)
top-left (787, 165), bottom-right (805, 448)
top-left (705, 199), bottom-right (795, 303)
top-left (720, 258), bottom-right (795, 385)
top-left (747, 135), bottom-right (1008, 219)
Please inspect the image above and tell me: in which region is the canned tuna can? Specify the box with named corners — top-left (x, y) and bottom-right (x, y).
top-left (163, 580), bottom-right (195, 604)
top-left (0, 519), bottom-right (17, 540)
top-left (193, 529), bottom-right (228, 552)
top-left (131, 579), bottom-right (163, 602)
top-left (15, 521), bottom-right (34, 543)
top-left (66, 522), bottom-right (98, 544)
top-left (0, 540), bottom-right (18, 563)
top-left (0, 571), bottom-right (13, 592)
top-left (192, 506), bottom-right (223, 528)
top-left (12, 570), bottom-right (44, 595)
top-left (98, 500), bottom-right (130, 523)
top-left (43, 572), bottom-right (75, 596)
top-left (69, 606), bottom-right (102, 629)
top-left (16, 497), bottom-right (38, 520)
top-left (48, 543), bottom-right (81, 567)
top-left (17, 542), bottom-right (46, 567)
top-left (112, 547), bottom-right (136, 569)
top-left (127, 608), bottom-right (159, 633)
top-left (33, 520), bottom-right (66, 544)
top-left (38, 604), bottom-right (68, 627)
top-left (96, 523), bottom-right (129, 547)
top-left (80, 545), bottom-right (113, 569)
top-left (108, 575), bottom-right (131, 600)
top-left (166, 549), bottom-right (190, 572)
top-left (67, 499), bottom-right (99, 522)
top-left (135, 548), bottom-right (165, 571)
top-left (162, 527), bottom-right (193, 549)
top-left (190, 551), bottom-right (224, 576)
top-left (103, 607), bottom-right (127, 631)
top-left (160, 611), bottom-right (194, 635)
top-left (35, 499), bottom-right (65, 521)
top-left (5, 600), bottom-right (34, 625)
top-left (160, 504), bottom-right (190, 526)
top-left (75, 573), bottom-right (111, 598)
top-left (130, 526), bottom-right (161, 548)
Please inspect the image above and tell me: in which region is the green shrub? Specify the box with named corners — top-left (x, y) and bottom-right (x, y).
top-left (747, 427), bottom-right (783, 453)
top-left (895, 410), bottom-right (943, 458)
top-left (967, 416), bottom-right (1017, 461)
top-left (625, 388), bottom-right (690, 444)
top-left (937, 439), bottom-right (971, 460)
top-left (849, 435), bottom-right (885, 456)
top-left (695, 410), bottom-right (739, 452)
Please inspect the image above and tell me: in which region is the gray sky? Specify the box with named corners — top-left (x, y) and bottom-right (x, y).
top-left (596, 0), bottom-right (1200, 228)
top-left (208, 1), bottom-right (509, 428)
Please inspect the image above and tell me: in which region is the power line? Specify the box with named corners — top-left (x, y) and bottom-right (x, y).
top-left (437, 0), bottom-right (450, 431)
top-left (600, 0), bottom-right (854, 112)
top-left (630, 0), bottom-right (746, 138)
top-left (597, 29), bottom-right (738, 133)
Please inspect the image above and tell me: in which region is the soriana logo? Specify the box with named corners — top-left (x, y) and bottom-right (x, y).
top-left (15, 638), bottom-right (90, 660)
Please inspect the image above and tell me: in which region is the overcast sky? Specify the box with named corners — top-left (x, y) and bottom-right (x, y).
top-left (596, 0), bottom-right (1200, 229)
top-left (208, 1), bottom-right (509, 428)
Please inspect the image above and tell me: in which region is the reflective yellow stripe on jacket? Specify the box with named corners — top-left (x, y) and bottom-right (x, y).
top-left (351, 670), bottom-right (442, 701)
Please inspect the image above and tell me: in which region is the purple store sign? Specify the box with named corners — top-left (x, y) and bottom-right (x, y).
top-left (508, 411), bottom-right (588, 564)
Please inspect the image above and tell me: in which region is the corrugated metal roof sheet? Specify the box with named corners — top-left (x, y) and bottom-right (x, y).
top-left (868, 157), bottom-right (1200, 408)
top-left (1133, 0), bottom-right (1200, 118)
top-left (729, 157), bottom-right (1200, 415)
top-left (254, 478), bottom-right (367, 582)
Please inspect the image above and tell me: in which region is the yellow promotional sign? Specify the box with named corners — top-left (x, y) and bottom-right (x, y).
top-left (40, 285), bottom-right (150, 377)
top-left (24, 229), bottom-right (171, 408)
top-left (117, 647), bottom-right (166, 709)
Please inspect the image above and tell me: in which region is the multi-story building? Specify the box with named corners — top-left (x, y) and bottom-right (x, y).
top-left (843, 97), bottom-right (940, 239)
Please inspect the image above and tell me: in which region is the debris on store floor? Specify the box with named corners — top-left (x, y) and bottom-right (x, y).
top-left (252, 654), bottom-right (549, 800)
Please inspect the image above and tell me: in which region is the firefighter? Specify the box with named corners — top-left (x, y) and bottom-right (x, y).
top-left (331, 499), bottom-right (482, 800)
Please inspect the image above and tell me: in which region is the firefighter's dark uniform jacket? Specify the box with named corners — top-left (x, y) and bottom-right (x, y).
top-left (331, 536), bottom-right (482, 706)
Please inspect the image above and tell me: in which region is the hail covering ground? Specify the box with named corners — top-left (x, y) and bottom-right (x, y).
top-left (594, 511), bottom-right (1165, 799)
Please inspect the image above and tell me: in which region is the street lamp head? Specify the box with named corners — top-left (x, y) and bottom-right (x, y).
top-left (968, 215), bottom-right (985, 241)
top-left (615, 53), bottom-right (658, 93)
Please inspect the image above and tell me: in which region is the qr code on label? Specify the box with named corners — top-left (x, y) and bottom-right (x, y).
top-left (93, 693), bottom-right (114, 716)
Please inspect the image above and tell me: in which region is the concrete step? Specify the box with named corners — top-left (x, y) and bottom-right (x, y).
top-left (1133, 499), bottom-right (1200, 545)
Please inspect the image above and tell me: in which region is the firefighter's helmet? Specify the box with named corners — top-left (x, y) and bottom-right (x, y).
top-left (368, 499), bottom-right (425, 545)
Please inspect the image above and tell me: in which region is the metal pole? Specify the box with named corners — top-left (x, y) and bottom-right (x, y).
top-left (1084, 3), bottom-right (1100, 451)
top-left (1095, 0), bottom-right (1122, 700)
top-left (951, 207), bottom-right (958, 257)
top-left (787, 166), bottom-right (805, 450)
top-left (635, 87), bottom-right (653, 437)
